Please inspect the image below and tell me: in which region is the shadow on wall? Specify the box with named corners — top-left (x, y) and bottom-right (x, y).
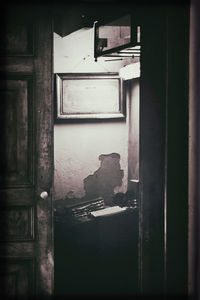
top-left (54, 152), bottom-right (125, 212)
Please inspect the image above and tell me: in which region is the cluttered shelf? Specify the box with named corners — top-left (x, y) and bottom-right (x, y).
top-left (54, 195), bottom-right (138, 226)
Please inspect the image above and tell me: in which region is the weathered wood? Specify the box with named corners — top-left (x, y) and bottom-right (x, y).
top-left (0, 58), bottom-right (34, 73)
top-left (0, 189), bottom-right (34, 206)
top-left (0, 257), bottom-right (35, 297)
top-left (34, 10), bottom-right (54, 296)
top-left (165, 5), bottom-right (189, 294)
top-left (0, 242), bottom-right (35, 257)
top-left (139, 6), bottom-right (166, 294)
top-left (139, 3), bottom-right (189, 296)
top-left (0, 4), bottom-right (53, 298)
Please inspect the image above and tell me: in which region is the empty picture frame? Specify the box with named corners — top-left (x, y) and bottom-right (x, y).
top-left (55, 73), bottom-right (125, 120)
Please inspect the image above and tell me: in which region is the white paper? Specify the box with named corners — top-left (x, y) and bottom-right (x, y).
top-left (90, 206), bottom-right (127, 217)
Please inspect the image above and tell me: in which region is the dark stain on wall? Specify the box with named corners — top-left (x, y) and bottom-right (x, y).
top-left (83, 153), bottom-right (124, 206)
top-left (54, 153), bottom-right (124, 215)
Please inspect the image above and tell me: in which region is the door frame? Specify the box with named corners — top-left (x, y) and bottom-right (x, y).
top-left (50, 1), bottom-right (190, 296)
top-left (138, 2), bottom-right (189, 296)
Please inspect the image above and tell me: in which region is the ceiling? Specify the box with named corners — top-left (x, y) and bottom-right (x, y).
top-left (53, 3), bottom-right (135, 37)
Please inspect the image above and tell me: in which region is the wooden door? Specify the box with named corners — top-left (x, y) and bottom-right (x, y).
top-left (139, 3), bottom-right (189, 296)
top-left (0, 4), bottom-right (54, 297)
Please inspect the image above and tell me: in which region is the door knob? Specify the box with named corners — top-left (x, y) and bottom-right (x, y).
top-left (40, 191), bottom-right (48, 199)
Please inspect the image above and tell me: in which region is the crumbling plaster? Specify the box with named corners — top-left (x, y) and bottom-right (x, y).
top-left (53, 27), bottom-right (136, 202)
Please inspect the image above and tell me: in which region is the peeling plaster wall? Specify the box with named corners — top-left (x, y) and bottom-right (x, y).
top-left (54, 122), bottom-right (128, 201)
top-left (53, 29), bottom-right (138, 203)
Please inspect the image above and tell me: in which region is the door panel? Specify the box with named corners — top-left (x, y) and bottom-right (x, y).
top-left (0, 258), bottom-right (35, 296)
top-left (0, 5), bottom-right (53, 297)
top-left (0, 74), bottom-right (34, 187)
top-left (1, 23), bottom-right (34, 56)
top-left (0, 206), bottom-right (34, 241)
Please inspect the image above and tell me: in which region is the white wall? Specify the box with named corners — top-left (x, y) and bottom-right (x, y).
top-left (53, 28), bottom-right (138, 202)
top-left (53, 29), bottom-right (135, 73)
top-left (54, 123), bottom-right (128, 200)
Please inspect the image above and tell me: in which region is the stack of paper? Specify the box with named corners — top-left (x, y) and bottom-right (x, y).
top-left (90, 206), bottom-right (127, 217)
top-left (66, 197), bottom-right (104, 219)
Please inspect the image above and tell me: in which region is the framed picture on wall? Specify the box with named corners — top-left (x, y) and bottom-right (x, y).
top-left (55, 73), bottom-right (126, 120)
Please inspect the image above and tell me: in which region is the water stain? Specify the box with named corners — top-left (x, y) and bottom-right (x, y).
top-left (83, 153), bottom-right (124, 206)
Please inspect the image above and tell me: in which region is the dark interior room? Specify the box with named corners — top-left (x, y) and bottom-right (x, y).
top-left (0, 0), bottom-right (200, 299)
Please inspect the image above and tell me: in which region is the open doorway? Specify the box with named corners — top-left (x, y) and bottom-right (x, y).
top-left (0, 2), bottom-right (190, 298)
top-left (52, 2), bottom-right (189, 297)
top-left (52, 5), bottom-right (141, 295)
